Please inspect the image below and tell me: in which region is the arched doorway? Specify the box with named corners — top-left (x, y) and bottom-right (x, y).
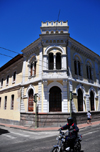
top-left (77, 89), bottom-right (83, 111)
top-left (90, 91), bottom-right (94, 111)
top-left (49, 86), bottom-right (61, 112)
top-left (28, 89), bottom-right (34, 111)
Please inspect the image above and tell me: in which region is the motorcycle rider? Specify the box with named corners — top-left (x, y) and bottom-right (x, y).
top-left (60, 117), bottom-right (79, 151)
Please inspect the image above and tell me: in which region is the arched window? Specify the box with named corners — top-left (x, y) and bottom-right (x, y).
top-left (90, 91), bottom-right (94, 111)
top-left (6, 75), bottom-right (9, 85)
top-left (74, 59), bottom-right (81, 76)
top-left (12, 72), bottom-right (16, 83)
top-left (29, 56), bottom-right (37, 77)
top-left (56, 53), bottom-right (61, 69)
top-left (77, 89), bottom-right (83, 111)
top-left (28, 89), bottom-right (34, 111)
top-left (1, 78), bottom-right (3, 87)
top-left (49, 86), bottom-right (61, 112)
top-left (86, 63), bottom-right (92, 80)
top-left (11, 95), bottom-right (14, 110)
top-left (48, 53), bottom-right (54, 70)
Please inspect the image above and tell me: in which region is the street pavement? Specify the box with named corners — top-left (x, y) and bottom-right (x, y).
top-left (0, 121), bottom-right (100, 152)
top-left (0, 120), bottom-right (100, 131)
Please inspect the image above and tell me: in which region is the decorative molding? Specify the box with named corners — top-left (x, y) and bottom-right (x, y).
top-left (73, 52), bottom-right (83, 63)
top-left (45, 45), bottom-right (65, 55)
top-left (76, 83), bottom-right (86, 97)
top-left (26, 84), bottom-right (35, 98)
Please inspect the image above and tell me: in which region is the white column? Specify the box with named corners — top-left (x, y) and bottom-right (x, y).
top-left (62, 80), bottom-right (68, 112)
top-left (62, 55), bottom-right (67, 70)
top-left (22, 56), bottom-right (26, 83)
top-left (54, 55), bottom-right (56, 69)
top-left (95, 61), bottom-right (99, 84)
top-left (38, 82), bottom-right (42, 112)
top-left (67, 41), bottom-right (72, 77)
top-left (86, 94), bottom-right (90, 111)
top-left (43, 80), bottom-right (49, 112)
top-left (38, 43), bottom-right (43, 78)
top-left (43, 55), bottom-right (48, 70)
top-left (98, 88), bottom-right (100, 111)
top-left (32, 63), bottom-right (34, 76)
top-left (69, 80), bottom-right (77, 112)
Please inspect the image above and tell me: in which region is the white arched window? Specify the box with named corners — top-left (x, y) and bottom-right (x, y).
top-left (86, 59), bottom-right (93, 80)
top-left (28, 55), bottom-right (37, 78)
top-left (48, 52), bottom-right (61, 70)
top-left (73, 53), bottom-right (83, 77)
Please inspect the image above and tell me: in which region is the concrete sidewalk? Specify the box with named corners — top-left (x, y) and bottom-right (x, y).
top-left (0, 121), bottom-right (100, 132)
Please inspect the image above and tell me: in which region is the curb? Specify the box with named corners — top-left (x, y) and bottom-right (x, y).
top-left (0, 121), bottom-right (100, 132)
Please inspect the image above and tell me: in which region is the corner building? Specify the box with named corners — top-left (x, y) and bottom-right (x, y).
top-left (0, 21), bottom-right (100, 127)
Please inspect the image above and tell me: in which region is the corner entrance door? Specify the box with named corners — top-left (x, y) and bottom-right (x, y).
top-left (28, 89), bottom-right (34, 111)
top-left (90, 91), bottom-right (94, 111)
top-left (49, 86), bottom-right (61, 112)
top-left (78, 88), bottom-right (83, 111)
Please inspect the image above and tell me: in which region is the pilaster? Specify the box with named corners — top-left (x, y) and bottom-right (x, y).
top-left (67, 41), bottom-right (72, 77)
top-left (86, 94), bottom-right (90, 111)
top-left (62, 80), bottom-right (68, 112)
top-left (38, 43), bottom-right (43, 78)
top-left (38, 82), bottom-right (42, 112)
top-left (43, 80), bottom-right (49, 112)
top-left (22, 55), bottom-right (26, 84)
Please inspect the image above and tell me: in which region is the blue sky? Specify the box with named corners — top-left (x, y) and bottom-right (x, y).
top-left (0, 0), bottom-right (100, 67)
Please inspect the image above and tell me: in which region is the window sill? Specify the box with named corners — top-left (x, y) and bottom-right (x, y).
top-left (28, 75), bottom-right (36, 79)
top-left (74, 74), bottom-right (83, 80)
top-left (12, 81), bottom-right (15, 84)
top-left (88, 79), bottom-right (94, 83)
top-left (43, 69), bottom-right (67, 72)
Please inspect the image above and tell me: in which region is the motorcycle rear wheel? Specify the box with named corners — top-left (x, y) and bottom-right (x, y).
top-left (51, 147), bottom-right (59, 152)
top-left (74, 142), bottom-right (81, 152)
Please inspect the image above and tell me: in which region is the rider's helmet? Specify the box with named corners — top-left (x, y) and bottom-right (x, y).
top-left (67, 117), bottom-right (73, 125)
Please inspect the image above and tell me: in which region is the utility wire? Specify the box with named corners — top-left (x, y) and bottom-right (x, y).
top-left (0, 47), bottom-right (19, 54)
top-left (0, 53), bottom-right (13, 58)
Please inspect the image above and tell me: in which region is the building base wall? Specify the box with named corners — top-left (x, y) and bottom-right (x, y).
top-left (0, 112), bottom-right (100, 127)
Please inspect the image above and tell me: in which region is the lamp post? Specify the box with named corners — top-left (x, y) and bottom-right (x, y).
top-left (34, 94), bottom-right (38, 128)
top-left (70, 91), bottom-right (73, 117)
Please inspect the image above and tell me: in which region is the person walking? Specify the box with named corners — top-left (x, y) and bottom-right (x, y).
top-left (87, 111), bottom-right (92, 124)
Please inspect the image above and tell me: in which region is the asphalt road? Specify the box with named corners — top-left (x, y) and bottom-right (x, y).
top-left (0, 124), bottom-right (100, 152)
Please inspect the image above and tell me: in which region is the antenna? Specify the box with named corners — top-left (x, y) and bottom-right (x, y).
top-left (57, 10), bottom-right (60, 21)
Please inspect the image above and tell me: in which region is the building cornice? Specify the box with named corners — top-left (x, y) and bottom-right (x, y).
top-left (69, 37), bottom-right (100, 62)
top-left (21, 38), bottom-right (40, 53)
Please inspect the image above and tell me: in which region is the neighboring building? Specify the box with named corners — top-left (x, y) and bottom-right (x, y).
top-left (0, 21), bottom-right (100, 127)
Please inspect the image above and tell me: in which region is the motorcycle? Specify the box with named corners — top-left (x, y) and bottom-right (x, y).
top-left (50, 129), bottom-right (82, 152)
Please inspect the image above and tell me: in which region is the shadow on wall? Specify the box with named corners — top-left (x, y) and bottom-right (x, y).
top-left (0, 128), bottom-right (9, 135)
top-left (72, 112), bottom-right (77, 125)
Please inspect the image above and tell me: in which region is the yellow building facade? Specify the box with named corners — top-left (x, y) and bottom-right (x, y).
top-left (0, 21), bottom-right (100, 126)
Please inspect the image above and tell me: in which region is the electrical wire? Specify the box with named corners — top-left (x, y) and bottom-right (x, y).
top-left (0, 47), bottom-right (19, 54)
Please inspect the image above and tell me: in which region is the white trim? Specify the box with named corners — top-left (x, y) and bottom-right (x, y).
top-left (76, 83), bottom-right (86, 111)
top-left (45, 46), bottom-right (65, 55)
top-left (48, 81), bottom-right (63, 91)
top-left (73, 52), bottom-right (83, 63)
top-left (85, 58), bottom-right (93, 68)
top-left (89, 87), bottom-right (96, 98)
top-left (26, 84), bottom-right (35, 97)
top-left (28, 53), bottom-right (37, 63)
top-left (89, 86), bottom-right (96, 111)
top-left (76, 84), bottom-right (86, 97)
top-left (47, 82), bottom-right (63, 112)
top-left (26, 84), bottom-right (35, 112)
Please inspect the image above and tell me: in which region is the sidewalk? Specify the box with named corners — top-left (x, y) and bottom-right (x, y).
top-left (0, 121), bottom-right (100, 132)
